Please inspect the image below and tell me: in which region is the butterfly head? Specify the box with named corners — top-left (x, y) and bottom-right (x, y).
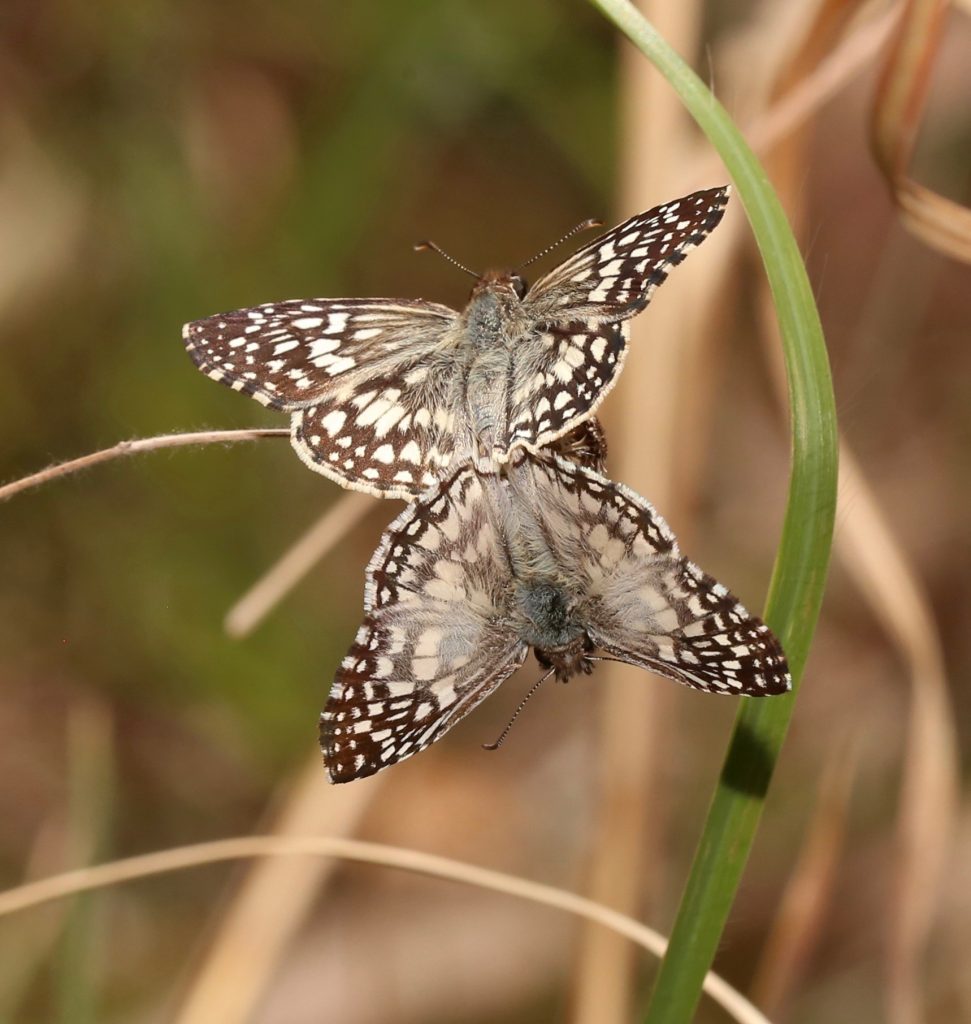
top-left (412, 239), bottom-right (528, 300)
top-left (469, 268), bottom-right (528, 302)
top-left (534, 636), bottom-right (596, 682)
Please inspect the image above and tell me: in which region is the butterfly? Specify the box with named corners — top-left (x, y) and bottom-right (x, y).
top-left (320, 446), bottom-right (790, 783)
top-left (183, 187), bottom-right (729, 499)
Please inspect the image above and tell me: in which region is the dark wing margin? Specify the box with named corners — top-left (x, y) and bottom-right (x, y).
top-left (522, 187), bottom-right (730, 325)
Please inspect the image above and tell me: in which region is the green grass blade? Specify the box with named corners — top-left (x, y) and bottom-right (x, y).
top-left (585, 2), bottom-right (839, 1021)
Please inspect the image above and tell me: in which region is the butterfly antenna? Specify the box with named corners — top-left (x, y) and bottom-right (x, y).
top-left (588, 655), bottom-right (629, 669)
top-left (413, 239), bottom-right (480, 279)
top-left (517, 218), bottom-right (603, 270)
top-left (482, 668), bottom-right (556, 751)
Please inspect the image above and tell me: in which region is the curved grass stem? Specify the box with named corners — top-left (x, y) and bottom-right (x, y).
top-left (585, 2), bottom-right (839, 1021)
top-left (0, 836), bottom-right (774, 1024)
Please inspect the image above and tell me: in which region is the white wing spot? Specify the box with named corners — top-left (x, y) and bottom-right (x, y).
top-left (320, 410), bottom-right (347, 435)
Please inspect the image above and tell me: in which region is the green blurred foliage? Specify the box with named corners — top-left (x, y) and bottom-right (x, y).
top-left (0, 2), bottom-right (620, 1018)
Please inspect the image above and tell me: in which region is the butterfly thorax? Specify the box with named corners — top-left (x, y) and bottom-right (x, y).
top-left (516, 582), bottom-right (594, 682)
top-left (456, 271), bottom-right (532, 462)
top-left (462, 270), bottom-right (528, 347)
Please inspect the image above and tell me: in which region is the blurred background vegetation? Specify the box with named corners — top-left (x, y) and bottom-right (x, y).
top-left (1, 1), bottom-right (969, 1022)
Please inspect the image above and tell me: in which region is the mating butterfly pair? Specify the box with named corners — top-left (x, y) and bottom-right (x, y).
top-left (184, 187), bottom-right (790, 783)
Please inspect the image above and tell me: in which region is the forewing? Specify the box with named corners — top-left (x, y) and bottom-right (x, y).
top-left (523, 187), bottom-right (729, 324)
top-left (321, 468), bottom-right (527, 783)
top-left (184, 296), bottom-right (463, 498)
top-left (511, 456), bottom-right (791, 696)
top-left (183, 296), bottom-right (457, 410)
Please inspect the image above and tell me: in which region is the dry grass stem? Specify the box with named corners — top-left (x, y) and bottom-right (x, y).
top-left (683, 1), bottom-right (902, 192)
top-left (0, 428), bottom-right (289, 505)
top-left (0, 836), bottom-right (775, 1024)
top-left (569, 6), bottom-right (701, 1022)
top-left (739, 3), bottom-right (902, 168)
top-left (224, 490), bottom-right (375, 637)
top-left (174, 759), bottom-right (384, 1024)
top-left (756, 16), bottom-right (959, 1012)
top-left (751, 735), bottom-right (861, 1016)
top-left (835, 447), bottom-right (958, 1024)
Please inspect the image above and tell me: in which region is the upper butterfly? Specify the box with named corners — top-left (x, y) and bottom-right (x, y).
top-left (183, 186), bottom-right (729, 499)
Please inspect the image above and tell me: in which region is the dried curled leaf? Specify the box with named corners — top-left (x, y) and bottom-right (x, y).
top-left (872, 0), bottom-right (971, 262)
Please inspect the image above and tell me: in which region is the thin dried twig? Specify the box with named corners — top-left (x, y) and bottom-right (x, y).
top-left (0, 836), bottom-right (774, 1024)
top-left (0, 428), bottom-right (289, 504)
top-left (224, 490), bottom-right (375, 637)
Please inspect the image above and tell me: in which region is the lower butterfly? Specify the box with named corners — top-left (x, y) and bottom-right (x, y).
top-left (320, 445), bottom-right (789, 783)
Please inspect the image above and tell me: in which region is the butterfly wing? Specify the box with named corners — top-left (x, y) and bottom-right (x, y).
top-left (183, 297), bottom-right (457, 409)
top-left (184, 297), bottom-right (461, 498)
top-left (500, 188), bottom-right (730, 458)
top-left (321, 468), bottom-right (527, 783)
top-left (289, 364), bottom-right (460, 497)
top-left (508, 455), bottom-right (791, 696)
top-left (522, 186), bottom-right (730, 324)
top-left (504, 321), bottom-right (628, 457)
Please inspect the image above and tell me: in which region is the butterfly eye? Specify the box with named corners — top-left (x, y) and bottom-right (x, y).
top-left (511, 274), bottom-right (528, 299)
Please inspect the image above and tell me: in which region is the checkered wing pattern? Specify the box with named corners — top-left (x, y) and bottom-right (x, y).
top-left (184, 297), bottom-right (460, 498)
top-left (523, 187), bottom-right (730, 324)
top-left (498, 187), bottom-right (729, 455)
top-left (290, 365), bottom-right (459, 496)
top-left (504, 322), bottom-right (628, 455)
top-left (320, 469), bottom-right (527, 783)
top-left (511, 456), bottom-right (791, 696)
